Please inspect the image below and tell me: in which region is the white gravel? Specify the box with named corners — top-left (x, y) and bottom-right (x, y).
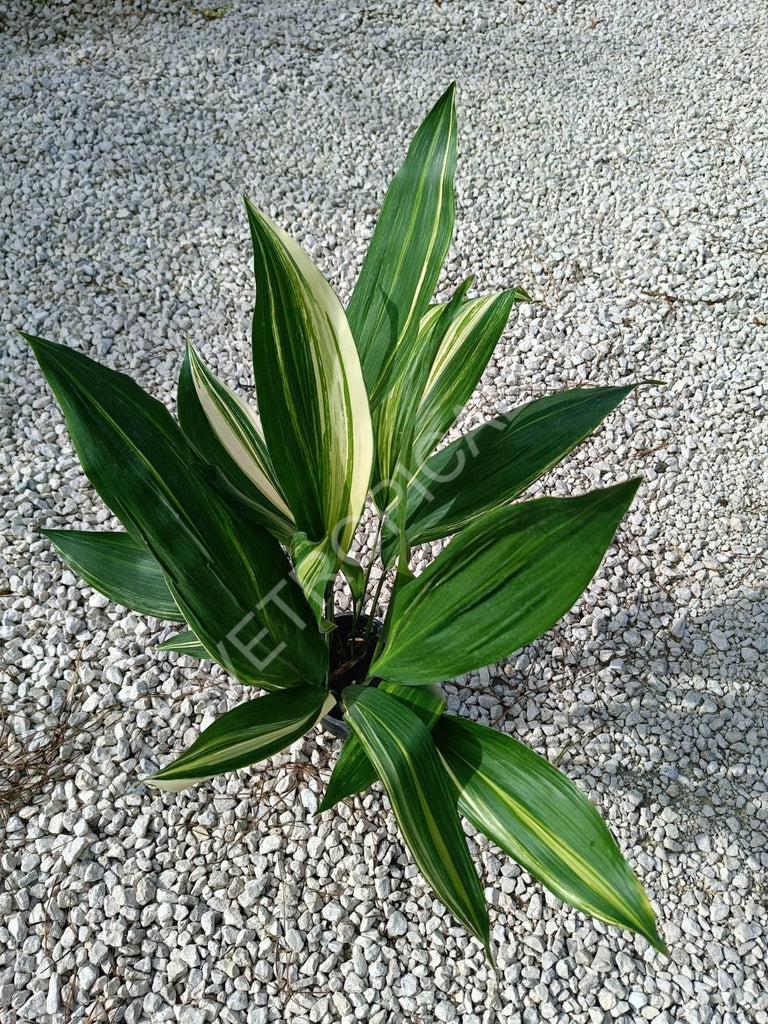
top-left (1, 2), bottom-right (766, 1023)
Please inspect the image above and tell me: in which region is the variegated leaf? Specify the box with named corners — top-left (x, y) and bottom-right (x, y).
top-left (411, 287), bottom-right (528, 467)
top-left (373, 278), bottom-right (473, 511)
top-left (346, 84), bottom-right (458, 407)
top-left (343, 686), bottom-right (491, 959)
top-left (373, 481), bottom-right (641, 686)
top-left (318, 681), bottom-right (445, 812)
top-left (292, 532), bottom-right (337, 622)
top-left (41, 528), bottom-right (183, 621)
top-left (179, 342), bottom-right (294, 539)
top-left (247, 201), bottom-right (373, 558)
top-left (145, 687), bottom-right (335, 792)
top-left (157, 630), bottom-right (209, 658)
top-left (25, 333), bottom-right (326, 690)
top-left (434, 715), bottom-right (667, 951)
top-left (384, 385), bottom-right (641, 563)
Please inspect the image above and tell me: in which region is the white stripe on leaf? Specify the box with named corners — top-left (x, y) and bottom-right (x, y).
top-left (246, 203), bottom-right (373, 560)
top-left (187, 343), bottom-right (293, 520)
top-left (144, 689), bottom-right (335, 792)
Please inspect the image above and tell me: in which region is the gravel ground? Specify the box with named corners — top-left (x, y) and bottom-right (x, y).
top-left (1, 1), bottom-right (767, 1022)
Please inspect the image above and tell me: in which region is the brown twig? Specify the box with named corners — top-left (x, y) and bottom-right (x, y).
top-left (0, 648), bottom-right (120, 827)
top-left (640, 289), bottom-right (737, 307)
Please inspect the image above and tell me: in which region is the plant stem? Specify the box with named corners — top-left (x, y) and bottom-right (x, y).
top-left (363, 567), bottom-right (387, 646)
top-left (354, 512), bottom-right (384, 635)
top-left (370, 555), bottom-right (409, 667)
top-left (370, 590), bottom-right (392, 666)
top-left (323, 579), bottom-right (334, 690)
top-left (395, 463), bottom-right (411, 574)
top-left (367, 473), bottom-right (411, 666)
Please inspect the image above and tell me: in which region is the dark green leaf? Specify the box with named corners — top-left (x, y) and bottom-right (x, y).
top-left (342, 686), bottom-right (491, 958)
top-left (339, 555), bottom-right (366, 607)
top-left (434, 715), bottom-right (666, 952)
top-left (41, 529), bottom-right (183, 621)
top-left (373, 480), bottom-right (641, 685)
top-left (390, 385), bottom-right (640, 559)
top-left (25, 333), bottom-right (326, 690)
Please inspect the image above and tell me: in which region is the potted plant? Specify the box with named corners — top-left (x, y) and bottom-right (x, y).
top-left (23, 84), bottom-right (665, 961)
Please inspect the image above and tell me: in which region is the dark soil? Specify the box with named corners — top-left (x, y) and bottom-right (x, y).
top-left (325, 613), bottom-right (381, 722)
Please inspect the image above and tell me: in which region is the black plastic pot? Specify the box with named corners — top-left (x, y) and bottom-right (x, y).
top-left (321, 612), bottom-right (382, 739)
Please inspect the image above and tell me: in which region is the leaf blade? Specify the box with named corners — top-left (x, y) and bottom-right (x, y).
top-left (178, 343), bottom-right (294, 541)
top-left (342, 686), bottom-right (490, 957)
top-left (339, 555), bottom-right (366, 608)
top-left (41, 529), bottom-right (183, 621)
top-left (247, 202), bottom-right (373, 556)
top-left (401, 385), bottom-right (640, 550)
top-left (373, 276), bottom-right (473, 509)
top-left (145, 687), bottom-right (335, 791)
top-left (347, 84), bottom-right (458, 404)
top-left (434, 715), bottom-right (666, 951)
top-left (411, 288), bottom-right (526, 467)
top-left (26, 333), bottom-right (326, 690)
top-left (373, 480), bottom-right (641, 685)
top-left (291, 532), bottom-right (337, 622)
top-left (317, 681), bottom-right (445, 812)
top-left (157, 630), bottom-right (209, 658)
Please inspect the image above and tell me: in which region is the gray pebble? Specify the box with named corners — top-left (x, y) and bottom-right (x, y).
top-left (386, 910), bottom-right (408, 938)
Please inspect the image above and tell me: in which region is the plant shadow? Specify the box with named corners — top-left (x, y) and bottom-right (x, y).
top-left (452, 579), bottom-right (767, 855)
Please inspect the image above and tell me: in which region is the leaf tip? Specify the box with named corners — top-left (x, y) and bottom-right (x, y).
top-left (243, 195), bottom-right (263, 224)
top-left (243, 195), bottom-right (263, 232)
top-left (431, 81), bottom-right (457, 120)
top-left (627, 475), bottom-right (644, 496)
top-left (315, 795), bottom-right (332, 815)
top-left (16, 327), bottom-right (41, 351)
top-left (647, 923), bottom-right (669, 956)
top-left (605, 476), bottom-right (643, 510)
top-left (141, 773), bottom-right (190, 793)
